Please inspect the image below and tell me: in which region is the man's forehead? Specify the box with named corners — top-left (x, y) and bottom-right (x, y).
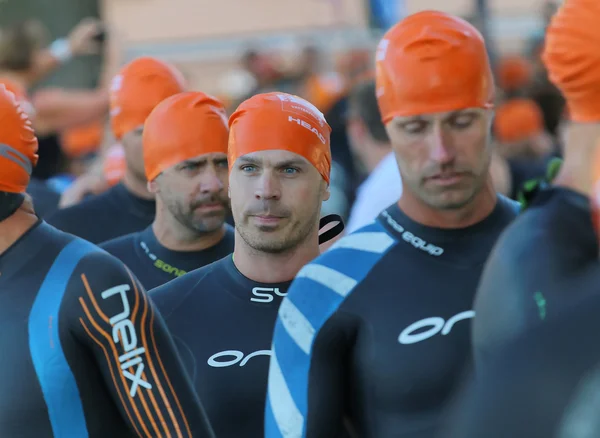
top-left (181, 151), bottom-right (227, 163)
top-left (237, 150), bottom-right (310, 165)
top-left (392, 107), bottom-right (489, 122)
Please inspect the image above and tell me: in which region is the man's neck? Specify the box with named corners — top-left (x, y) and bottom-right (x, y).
top-left (152, 218), bottom-right (226, 252)
top-left (0, 208), bottom-right (39, 257)
top-left (398, 178), bottom-right (498, 229)
top-left (122, 171), bottom-right (153, 200)
top-left (233, 233), bottom-right (320, 283)
top-left (553, 122), bottom-right (600, 197)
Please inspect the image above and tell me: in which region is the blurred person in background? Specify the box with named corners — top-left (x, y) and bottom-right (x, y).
top-left (102, 92), bottom-right (234, 289)
top-left (0, 84), bottom-right (215, 438)
top-left (0, 18), bottom-right (110, 180)
top-left (265, 11), bottom-right (519, 438)
top-left (493, 98), bottom-right (555, 199)
top-left (151, 92), bottom-right (341, 438)
top-left (473, 0), bottom-right (600, 370)
top-left (495, 55), bottom-right (533, 99)
top-left (47, 57), bottom-right (186, 244)
top-left (345, 79), bottom-right (402, 234)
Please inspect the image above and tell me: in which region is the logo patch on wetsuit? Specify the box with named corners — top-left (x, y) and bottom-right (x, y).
top-left (398, 310), bottom-right (475, 344)
top-left (207, 350), bottom-right (272, 368)
top-left (102, 284), bottom-right (152, 397)
top-left (250, 287), bottom-right (287, 303)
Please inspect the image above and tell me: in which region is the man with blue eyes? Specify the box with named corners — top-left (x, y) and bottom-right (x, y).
top-left (101, 92), bottom-right (234, 289)
top-left (264, 10), bottom-right (519, 438)
top-left (149, 92), bottom-right (340, 438)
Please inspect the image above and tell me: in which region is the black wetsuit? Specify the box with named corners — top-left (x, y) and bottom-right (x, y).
top-left (150, 255), bottom-right (291, 438)
top-left (0, 221), bottom-right (214, 437)
top-left (265, 196), bottom-right (519, 438)
top-left (27, 177), bottom-right (60, 218)
top-left (473, 187), bottom-right (598, 368)
top-left (444, 292), bottom-right (600, 438)
top-left (100, 225), bottom-right (235, 290)
top-left (47, 183), bottom-right (155, 244)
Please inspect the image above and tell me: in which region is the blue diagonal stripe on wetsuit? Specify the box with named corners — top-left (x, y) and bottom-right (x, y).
top-left (29, 238), bottom-right (98, 437)
top-left (265, 221), bottom-right (397, 437)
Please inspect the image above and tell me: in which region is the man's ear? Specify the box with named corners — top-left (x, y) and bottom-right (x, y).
top-left (321, 181), bottom-right (331, 202)
top-left (147, 179), bottom-right (159, 194)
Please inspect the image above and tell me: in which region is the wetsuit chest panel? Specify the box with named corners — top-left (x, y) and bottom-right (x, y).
top-left (344, 251), bottom-right (480, 436)
top-left (153, 257), bottom-right (288, 438)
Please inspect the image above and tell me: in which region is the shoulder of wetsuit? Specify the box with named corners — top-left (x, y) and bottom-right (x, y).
top-left (516, 157), bottom-right (563, 212)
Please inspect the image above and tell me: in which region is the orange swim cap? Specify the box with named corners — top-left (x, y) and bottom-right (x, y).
top-left (143, 91), bottom-right (229, 181)
top-left (0, 84), bottom-right (38, 193)
top-left (228, 92), bottom-right (332, 183)
top-left (103, 143), bottom-right (126, 186)
top-left (543, 0), bottom-right (600, 122)
top-left (61, 120), bottom-right (104, 159)
top-left (110, 57), bottom-right (187, 140)
top-left (496, 56), bottom-right (533, 93)
top-left (375, 10), bottom-right (495, 123)
top-left (494, 99), bottom-right (544, 143)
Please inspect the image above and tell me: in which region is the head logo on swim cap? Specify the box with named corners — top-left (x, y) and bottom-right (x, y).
top-left (228, 92), bottom-right (332, 183)
top-left (375, 10), bottom-right (495, 122)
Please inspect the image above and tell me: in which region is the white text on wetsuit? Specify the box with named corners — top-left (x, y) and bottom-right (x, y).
top-left (381, 210), bottom-right (444, 256)
top-left (102, 284), bottom-right (152, 397)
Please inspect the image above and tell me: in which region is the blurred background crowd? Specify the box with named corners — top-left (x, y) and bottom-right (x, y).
top-left (0, 0), bottom-right (566, 226)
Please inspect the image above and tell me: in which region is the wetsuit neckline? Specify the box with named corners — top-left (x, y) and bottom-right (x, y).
top-left (0, 219), bottom-right (45, 269)
top-left (112, 183), bottom-right (155, 219)
top-left (137, 224), bottom-right (235, 267)
top-left (220, 255), bottom-right (292, 305)
top-left (379, 197), bottom-right (513, 244)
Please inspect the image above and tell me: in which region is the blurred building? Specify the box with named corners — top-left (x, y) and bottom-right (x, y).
top-left (100, 0), bottom-right (550, 95)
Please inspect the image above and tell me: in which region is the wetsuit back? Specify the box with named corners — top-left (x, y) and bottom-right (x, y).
top-left (46, 183), bottom-right (155, 244)
top-left (101, 225), bottom-right (235, 289)
top-left (0, 221), bottom-right (214, 437)
top-left (266, 196), bottom-right (519, 438)
top-left (444, 292), bottom-right (600, 438)
top-left (151, 255), bottom-right (291, 438)
top-left (473, 187), bottom-right (598, 368)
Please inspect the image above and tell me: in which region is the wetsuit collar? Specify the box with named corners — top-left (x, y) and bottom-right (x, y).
top-left (112, 183), bottom-right (155, 220)
top-left (221, 255), bottom-right (292, 306)
top-left (137, 224), bottom-right (234, 278)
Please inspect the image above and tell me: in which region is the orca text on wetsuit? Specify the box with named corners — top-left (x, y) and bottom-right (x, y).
top-left (266, 12), bottom-right (519, 437)
top-left (151, 92), bottom-right (336, 438)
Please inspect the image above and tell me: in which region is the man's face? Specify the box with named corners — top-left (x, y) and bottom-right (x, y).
top-left (121, 125), bottom-right (145, 181)
top-left (229, 149), bottom-right (328, 254)
top-left (385, 108), bottom-right (493, 210)
top-left (154, 152), bottom-right (230, 234)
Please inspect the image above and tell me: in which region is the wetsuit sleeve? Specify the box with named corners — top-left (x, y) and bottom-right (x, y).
top-left (63, 251), bottom-right (215, 438)
top-left (265, 287), bottom-right (355, 438)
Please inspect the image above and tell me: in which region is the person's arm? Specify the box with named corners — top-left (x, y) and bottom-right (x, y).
top-left (266, 291), bottom-right (353, 437)
top-left (64, 251), bottom-right (215, 437)
top-left (23, 18), bottom-right (104, 87)
top-left (32, 88), bottom-right (109, 134)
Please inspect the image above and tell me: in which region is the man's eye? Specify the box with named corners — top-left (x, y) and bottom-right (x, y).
top-left (401, 121), bottom-right (428, 134)
top-left (451, 114), bottom-right (477, 129)
top-left (282, 167), bottom-right (299, 174)
top-left (241, 165), bottom-right (257, 172)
